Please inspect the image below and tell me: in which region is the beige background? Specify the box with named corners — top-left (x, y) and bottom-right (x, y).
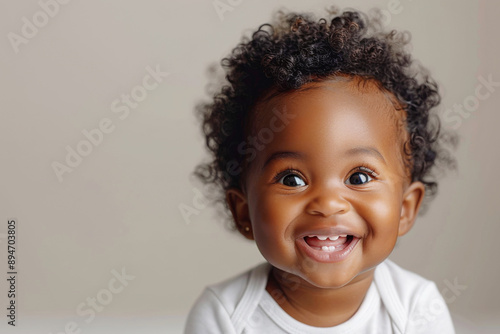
top-left (0, 0), bottom-right (499, 333)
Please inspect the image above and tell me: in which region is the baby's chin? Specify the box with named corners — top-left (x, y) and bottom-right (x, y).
top-left (268, 260), bottom-right (374, 291)
top-left (302, 270), bottom-right (368, 290)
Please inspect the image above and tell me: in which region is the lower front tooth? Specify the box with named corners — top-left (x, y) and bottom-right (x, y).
top-left (328, 246), bottom-right (335, 251)
top-left (321, 246), bottom-right (329, 251)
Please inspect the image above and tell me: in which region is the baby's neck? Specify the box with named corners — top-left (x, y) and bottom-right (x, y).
top-left (265, 267), bottom-right (375, 327)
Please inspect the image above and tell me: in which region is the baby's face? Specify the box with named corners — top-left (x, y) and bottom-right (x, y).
top-left (230, 77), bottom-right (424, 289)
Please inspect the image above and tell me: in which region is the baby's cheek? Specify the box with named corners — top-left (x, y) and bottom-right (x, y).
top-left (355, 193), bottom-right (401, 231)
top-left (251, 195), bottom-right (298, 255)
top-left (252, 196), bottom-right (287, 235)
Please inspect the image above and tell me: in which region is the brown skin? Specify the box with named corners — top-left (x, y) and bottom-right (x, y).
top-left (226, 77), bottom-right (425, 327)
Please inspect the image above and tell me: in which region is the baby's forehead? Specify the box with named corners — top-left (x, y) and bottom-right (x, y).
top-left (248, 77), bottom-right (407, 137)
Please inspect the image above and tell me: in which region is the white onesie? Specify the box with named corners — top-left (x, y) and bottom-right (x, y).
top-left (184, 259), bottom-right (455, 334)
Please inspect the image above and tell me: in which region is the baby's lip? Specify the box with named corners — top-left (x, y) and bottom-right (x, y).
top-left (296, 226), bottom-right (362, 240)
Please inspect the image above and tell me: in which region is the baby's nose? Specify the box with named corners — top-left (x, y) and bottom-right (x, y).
top-left (305, 185), bottom-right (350, 217)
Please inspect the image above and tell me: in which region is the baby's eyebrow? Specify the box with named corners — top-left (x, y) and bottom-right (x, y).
top-left (261, 146), bottom-right (386, 172)
top-left (344, 146), bottom-right (386, 164)
top-left (262, 151), bottom-right (306, 171)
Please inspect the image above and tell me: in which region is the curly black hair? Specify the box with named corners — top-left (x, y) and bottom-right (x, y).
top-left (193, 6), bottom-right (457, 226)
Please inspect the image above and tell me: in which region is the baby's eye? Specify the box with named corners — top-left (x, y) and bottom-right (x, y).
top-left (345, 172), bottom-right (372, 185)
top-left (278, 173), bottom-right (306, 187)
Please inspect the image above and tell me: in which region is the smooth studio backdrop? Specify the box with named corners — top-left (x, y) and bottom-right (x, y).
top-left (1, 0), bottom-right (499, 333)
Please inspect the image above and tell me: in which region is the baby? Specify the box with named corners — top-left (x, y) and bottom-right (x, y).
top-left (186, 6), bottom-right (456, 334)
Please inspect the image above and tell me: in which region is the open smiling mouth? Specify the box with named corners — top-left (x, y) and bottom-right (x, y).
top-left (297, 234), bottom-right (360, 263)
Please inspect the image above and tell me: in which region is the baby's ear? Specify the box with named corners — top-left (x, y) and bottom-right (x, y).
top-left (398, 181), bottom-right (426, 236)
top-left (226, 188), bottom-right (254, 240)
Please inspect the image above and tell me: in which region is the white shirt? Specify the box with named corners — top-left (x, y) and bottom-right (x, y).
top-left (184, 259), bottom-right (455, 334)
